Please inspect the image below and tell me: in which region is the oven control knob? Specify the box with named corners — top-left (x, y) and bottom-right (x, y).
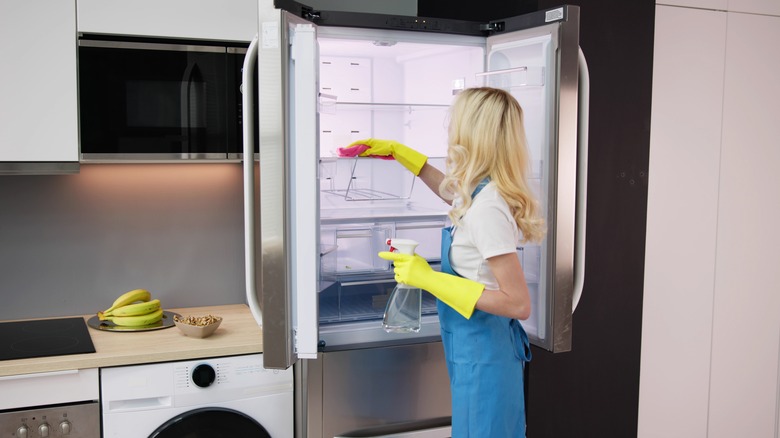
top-left (16, 425), bottom-right (29, 438)
top-left (192, 364), bottom-right (216, 387)
top-left (39, 422), bottom-right (50, 437)
top-left (60, 420), bottom-right (72, 435)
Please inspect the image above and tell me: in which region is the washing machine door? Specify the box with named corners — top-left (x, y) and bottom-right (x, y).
top-left (149, 407), bottom-right (271, 438)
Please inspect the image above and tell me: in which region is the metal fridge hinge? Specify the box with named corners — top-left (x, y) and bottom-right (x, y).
top-left (301, 5), bottom-right (321, 21)
top-left (480, 21), bottom-right (505, 33)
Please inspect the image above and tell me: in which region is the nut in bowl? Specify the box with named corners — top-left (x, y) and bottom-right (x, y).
top-left (174, 314), bottom-right (222, 339)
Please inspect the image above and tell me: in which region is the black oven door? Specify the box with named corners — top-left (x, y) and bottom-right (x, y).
top-left (78, 37), bottom-right (247, 161)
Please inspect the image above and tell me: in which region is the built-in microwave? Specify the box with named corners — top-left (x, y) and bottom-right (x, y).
top-left (78, 35), bottom-right (256, 161)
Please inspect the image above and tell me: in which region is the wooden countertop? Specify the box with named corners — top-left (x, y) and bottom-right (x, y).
top-left (0, 304), bottom-right (262, 377)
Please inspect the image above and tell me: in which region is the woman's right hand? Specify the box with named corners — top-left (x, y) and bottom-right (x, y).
top-left (345, 138), bottom-right (427, 175)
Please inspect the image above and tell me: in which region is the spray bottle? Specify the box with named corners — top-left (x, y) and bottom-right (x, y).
top-left (382, 238), bottom-right (422, 333)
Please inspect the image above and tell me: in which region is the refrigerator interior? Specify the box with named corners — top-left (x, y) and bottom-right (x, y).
top-left (314, 28), bottom-right (548, 342)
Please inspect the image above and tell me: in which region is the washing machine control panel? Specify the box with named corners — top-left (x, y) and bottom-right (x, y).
top-left (192, 364), bottom-right (216, 388)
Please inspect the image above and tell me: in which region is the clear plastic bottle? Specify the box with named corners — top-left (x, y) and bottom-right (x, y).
top-left (382, 239), bottom-right (422, 333)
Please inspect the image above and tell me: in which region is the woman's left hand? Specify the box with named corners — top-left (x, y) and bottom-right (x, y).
top-left (377, 251), bottom-right (432, 289)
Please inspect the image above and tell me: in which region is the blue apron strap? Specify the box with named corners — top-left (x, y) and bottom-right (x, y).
top-left (440, 226), bottom-right (456, 275)
top-left (471, 177), bottom-right (490, 199)
top-left (441, 177), bottom-right (491, 277)
top-left (509, 319), bottom-right (532, 362)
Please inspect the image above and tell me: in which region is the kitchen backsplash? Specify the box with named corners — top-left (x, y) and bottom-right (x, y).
top-left (0, 164), bottom-right (246, 320)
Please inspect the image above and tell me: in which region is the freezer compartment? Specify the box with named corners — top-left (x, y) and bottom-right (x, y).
top-left (300, 341), bottom-right (451, 438)
top-left (336, 419), bottom-right (451, 438)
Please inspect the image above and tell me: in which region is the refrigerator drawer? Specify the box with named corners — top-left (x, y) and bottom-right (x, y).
top-left (394, 220), bottom-right (446, 261)
top-left (319, 278), bottom-right (438, 324)
top-left (336, 421), bottom-right (451, 438)
top-left (321, 223), bottom-right (394, 275)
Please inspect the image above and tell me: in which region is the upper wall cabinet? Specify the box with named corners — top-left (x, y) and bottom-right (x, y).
top-left (0, 0), bottom-right (79, 170)
top-left (77, 0), bottom-right (258, 42)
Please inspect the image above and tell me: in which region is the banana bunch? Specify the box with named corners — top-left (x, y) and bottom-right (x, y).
top-left (97, 289), bottom-right (165, 327)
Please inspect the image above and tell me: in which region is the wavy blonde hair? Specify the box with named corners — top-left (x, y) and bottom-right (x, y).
top-left (440, 87), bottom-right (546, 244)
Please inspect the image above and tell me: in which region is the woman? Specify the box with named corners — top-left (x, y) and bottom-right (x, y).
top-left (347, 87), bottom-right (545, 437)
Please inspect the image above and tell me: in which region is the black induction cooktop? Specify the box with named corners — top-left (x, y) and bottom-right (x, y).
top-left (0, 317), bottom-right (96, 361)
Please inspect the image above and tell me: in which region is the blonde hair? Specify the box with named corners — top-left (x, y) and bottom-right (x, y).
top-left (440, 87), bottom-right (546, 244)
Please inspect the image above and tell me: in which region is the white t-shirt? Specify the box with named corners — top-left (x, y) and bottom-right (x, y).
top-left (449, 182), bottom-right (519, 290)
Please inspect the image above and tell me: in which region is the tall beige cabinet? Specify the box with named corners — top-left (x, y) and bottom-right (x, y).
top-left (641, 2), bottom-right (780, 437)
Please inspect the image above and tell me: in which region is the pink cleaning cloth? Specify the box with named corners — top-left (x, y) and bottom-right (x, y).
top-left (337, 144), bottom-right (395, 160)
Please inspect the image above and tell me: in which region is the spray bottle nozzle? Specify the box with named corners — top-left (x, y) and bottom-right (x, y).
top-left (385, 238), bottom-right (419, 256)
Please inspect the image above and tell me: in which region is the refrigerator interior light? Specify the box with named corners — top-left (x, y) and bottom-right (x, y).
top-left (372, 40), bottom-right (397, 47)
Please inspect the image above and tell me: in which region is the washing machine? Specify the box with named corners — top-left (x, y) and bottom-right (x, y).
top-left (101, 354), bottom-right (293, 437)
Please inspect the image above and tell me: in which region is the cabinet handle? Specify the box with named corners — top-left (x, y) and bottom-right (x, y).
top-left (0, 369), bottom-right (78, 381)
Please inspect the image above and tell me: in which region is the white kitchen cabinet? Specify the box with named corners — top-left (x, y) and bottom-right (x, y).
top-left (0, 368), bottom-right (98, 411)
top-left (728, 0), bottom-right (780, 15)
top-left (77, 0), bottom-right (258, 42)
top-left (0, 0), bottom-right (79, 165)
top-left (641, 5), bottom-right (780, 438)
top-left (656, 0), bottom-right (780, 16)
top-left (655, 0), bottom-right (728, 9)
top-left (708, 11), bottom-right (780, 438)
top-left (640, 6), bottom-right (726, 437)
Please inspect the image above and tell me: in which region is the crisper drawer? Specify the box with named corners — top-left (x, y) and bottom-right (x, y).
top-left (321, 223), bottom-right (394, 276)
top-left (319, 279), bottom-right (438, 324)
top-left (394, 219), bottom-right (446, 261)
top-left (319, 219), bottom-right (447, 277)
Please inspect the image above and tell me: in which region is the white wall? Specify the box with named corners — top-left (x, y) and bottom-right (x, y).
top-left (641, 3), bottom-right (780, 437)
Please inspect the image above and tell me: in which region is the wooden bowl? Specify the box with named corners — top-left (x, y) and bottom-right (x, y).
top-left (174, 315), bottom-right (222, 338)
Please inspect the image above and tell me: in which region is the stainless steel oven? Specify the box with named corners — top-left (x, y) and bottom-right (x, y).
top-left (0, 369), bottom-right (100, 438)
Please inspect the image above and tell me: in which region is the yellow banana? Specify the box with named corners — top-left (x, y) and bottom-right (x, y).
top-left (103, 299), bottom-right (161, 318)
top-left (103, 308), bottom-right (164, 327)
top-left (100, 289), bottom-right (152, 316)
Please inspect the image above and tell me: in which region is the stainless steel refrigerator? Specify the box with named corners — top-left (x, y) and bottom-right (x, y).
top-left (242, 1), bottom-right (589, 436)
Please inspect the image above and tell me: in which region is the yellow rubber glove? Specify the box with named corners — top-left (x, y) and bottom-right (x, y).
top-left (347, 138), bottom-right (427, 176)
top-left (378, 251), bottom-right (484, 319)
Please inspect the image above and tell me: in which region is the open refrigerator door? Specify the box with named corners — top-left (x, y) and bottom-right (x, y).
top-left (481, 6), bottom-right (585, 351)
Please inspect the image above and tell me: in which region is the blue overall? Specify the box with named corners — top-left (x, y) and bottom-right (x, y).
top-left (439, 179), bottom-right (532, 437)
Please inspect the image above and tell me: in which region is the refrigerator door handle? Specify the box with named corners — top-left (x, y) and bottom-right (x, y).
top-left (572, 46), bottom-right (590, 312)
top-left (242, 34), bottom-right (262, 326)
